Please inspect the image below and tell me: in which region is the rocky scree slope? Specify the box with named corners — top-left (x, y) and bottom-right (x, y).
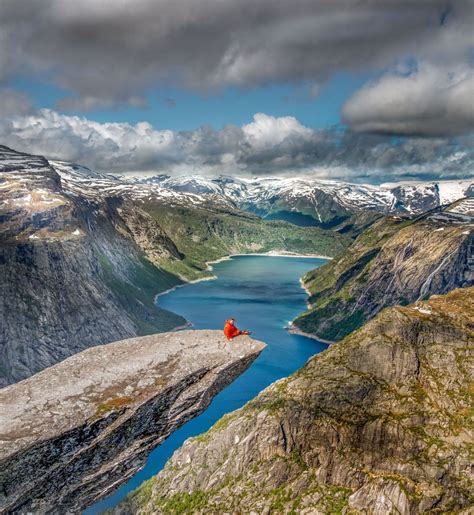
top-left (0, 330), bottom-right (266, 513)
top-left (0, 145), bottom-right (186, 386)
top-left (117, 288), bottom-right (473, 515)
top-left (293, 201), bottom-right (473, 341)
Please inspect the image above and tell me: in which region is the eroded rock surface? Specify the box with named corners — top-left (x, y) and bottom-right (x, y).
top-left (0, 330), bottom-right (265, 513)
top-left (119, 288), bottom-right (473, 514)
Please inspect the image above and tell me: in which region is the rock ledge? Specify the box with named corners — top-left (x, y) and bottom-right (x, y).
top-left (0, 330), bottom-right (265, 513)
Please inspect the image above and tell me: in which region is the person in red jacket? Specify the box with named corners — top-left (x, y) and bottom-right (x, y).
top-left (223, 318), bottom-right (250, 340)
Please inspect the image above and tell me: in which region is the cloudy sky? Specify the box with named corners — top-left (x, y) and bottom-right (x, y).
top-left (0, 0), bottom-right (473, 182)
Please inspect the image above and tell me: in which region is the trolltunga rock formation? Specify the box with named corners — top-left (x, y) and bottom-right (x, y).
top-left (0, 329), bottom-right (265, 513)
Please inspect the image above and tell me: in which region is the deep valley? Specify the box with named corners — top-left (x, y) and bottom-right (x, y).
top-left (0, 144), bottom-right (472, 514)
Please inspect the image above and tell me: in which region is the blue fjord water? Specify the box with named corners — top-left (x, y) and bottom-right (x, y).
top-left (86, 255), bottom-right (328, 513)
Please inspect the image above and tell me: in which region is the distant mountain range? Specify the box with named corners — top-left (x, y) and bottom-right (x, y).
top-left (46, 157), bottom-right (474, 232)
top-left (0, 143), bottom-right (472, 387)
top-left (132, 173), bottom-right (473, 233)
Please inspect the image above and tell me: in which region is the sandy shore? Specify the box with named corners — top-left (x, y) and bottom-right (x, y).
top-left (205, 251), bottom-right (331, 274)
top-left (227, 251), bottom-right (333, 260)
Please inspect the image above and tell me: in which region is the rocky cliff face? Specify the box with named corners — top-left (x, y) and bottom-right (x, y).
top-left (0, 146), bottom-right (186, 387)
top-left (118, 288), bottom-right (473, 514)
top-left (0, 330), bottom-right (265, 513)
top-left (293, 202), bottom-right (473, 341)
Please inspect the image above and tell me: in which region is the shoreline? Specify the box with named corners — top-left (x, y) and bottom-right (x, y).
top-left (286, 323), bottom-right (335, 345)
top-left (154, 274), bottom-right (217, 302)
top-left (226, 251), bottom-right (333, 260)
top-left (157, 251), bottom-right (331, 332)
top-left (299, 278), bottom-right (313, 305)
top-left (205, 251), bottom-right (332, 271)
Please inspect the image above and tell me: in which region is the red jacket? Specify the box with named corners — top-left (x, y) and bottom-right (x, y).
top-left (224, 319), bottom-right (241, 339)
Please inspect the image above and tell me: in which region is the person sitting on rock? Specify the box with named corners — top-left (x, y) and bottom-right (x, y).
top-left (224, 318), bottom-right (250, 341)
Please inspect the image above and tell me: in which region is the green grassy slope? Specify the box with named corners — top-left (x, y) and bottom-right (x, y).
top-left (142, 203), bottom-right (351, 281)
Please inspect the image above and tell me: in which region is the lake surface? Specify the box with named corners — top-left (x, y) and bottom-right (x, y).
top-left (87, 255), bottom-right (328, 513)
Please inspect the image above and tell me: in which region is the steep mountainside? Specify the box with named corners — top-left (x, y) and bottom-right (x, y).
top-left (0, 146), bottom-right (186, 386)
top-left (50, 159), bottom-right (351, 276)
top-left (117, 288), bottom-right (473, 515)
top-left (293, 201), bottom-right (473, 341)
top-left (0, 145), bottom-right (348, 385)
top-left (140, 203), bottom-right (349, 280)
top-left (0, 330), bottom-right (265, 513)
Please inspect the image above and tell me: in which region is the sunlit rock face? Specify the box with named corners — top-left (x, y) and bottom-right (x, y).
top-left (294, 203), bottom-right (473, 341)
top-left (0, 145), bottom-right (185, 387)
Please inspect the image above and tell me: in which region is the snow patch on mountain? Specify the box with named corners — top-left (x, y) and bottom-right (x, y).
top-left (1, 145), bottom-right (472, 222)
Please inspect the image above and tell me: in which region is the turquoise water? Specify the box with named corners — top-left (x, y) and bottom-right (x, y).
top-left (86, 255), bottom-right (328, 513)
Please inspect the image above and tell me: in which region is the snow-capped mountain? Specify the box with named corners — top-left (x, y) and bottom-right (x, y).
top-left (130, 173), bottom-right (473, 219)
top-left (50, 161), bottom-right (237, 211)
top-left (2, 145), bottom-right (472, 229)
top-left (136, 173), bottom-right (472, 220)
top-left (239, 177), bottom-right (472, 214)
top-left (160, 175), bottom-right (473, 233)
top-left (134, 173), bottom-right (248, 198)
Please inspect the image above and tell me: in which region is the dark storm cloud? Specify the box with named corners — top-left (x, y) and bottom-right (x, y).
top-left (0, 1), bottom-right (471, 94)
top-left (56, 95), bottom-right (148, 112)
top-left (0, 0), bottom-right (473, 149)
top-left (343, 64), bottom-right (474, 136)
top-left (0, 89), bottom-right (34, 117)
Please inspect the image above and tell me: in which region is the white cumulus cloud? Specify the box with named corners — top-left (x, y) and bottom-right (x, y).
top-left (1, 109), bottom-right (472, 181)
top-left (242, 113), bottom-right (313, 148)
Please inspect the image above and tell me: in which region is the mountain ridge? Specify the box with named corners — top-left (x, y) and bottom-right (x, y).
top-left (130, 171), bottom-right (473, 233)
top-left (0, 145), bottom-right (347, 386)
top-left (293, 201), bottom-right (473, 341)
